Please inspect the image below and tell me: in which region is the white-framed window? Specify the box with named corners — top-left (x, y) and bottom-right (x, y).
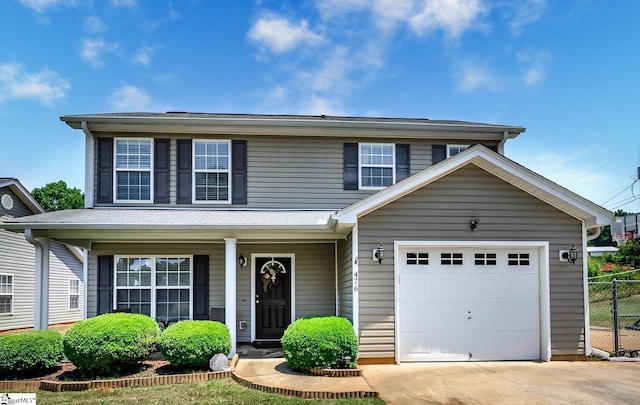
top-left (508, 253), bottom-right (531, 266)
top-left (474, 252), bottom-right (497, 266)
top-left (115, 256), bottom-right (192, 321)
top-left (405, 252), bottom-right (429, 266)
top-left (114, 138), bottom-right (153, 202)
top-left (0, 273), bottom-right (13, 315)
top-left (359, 143), bottom-right (395, 189)
top-left (193, 140), bottom-right (231, 203)
top-left (69, 279), bottom-right (80, 310)
top-left (447, 144), bottom-right (469, 157)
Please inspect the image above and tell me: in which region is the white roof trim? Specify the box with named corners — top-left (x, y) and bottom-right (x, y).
top-left (337, 144), bottom-right (613, 228)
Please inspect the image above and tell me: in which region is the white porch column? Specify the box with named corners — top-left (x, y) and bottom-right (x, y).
top-left (224, 238), bottom-right (237, 356)
top-left (25, 229), bottom-right (50, 330)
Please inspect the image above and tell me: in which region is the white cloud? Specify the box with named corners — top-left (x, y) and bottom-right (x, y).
top-left (108, 85), bottom-right (164, 111)
top-left (409, 0), bottom-right (488, 38)
top-left (454, 60), bottom-right (500, 92)
top-left (83, 16), bottom-right (108, 34)
top-left (518, 50), bottom-right (551, 86)
top-left (316, 0), bottom-right (487, 38)
top-left (80, 38), bottom-right (119, 68)
top-left (505, 0), bottom-right (547, 35)
top-left (18, 0), bottom-right (75, 13)
top-left (111, 0), bottom-right (136, 7)
top-left (0, 63), bottom-right (70, 105)
top-left (248, 13), bottom-right (324, 54)
top-left (132, 45), bottom-right (154, 66)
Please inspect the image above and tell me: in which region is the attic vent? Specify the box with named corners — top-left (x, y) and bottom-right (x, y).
top-left (1, 194), bottom-right (13, 210)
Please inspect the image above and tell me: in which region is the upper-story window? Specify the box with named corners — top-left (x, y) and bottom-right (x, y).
top-left (115, 138), bottom-right (153, 202)
top-left (447, 145), bottom-right (469, 157)
top-left (359, 143), bottom-right (395, 189)
top-left (193, 140), bottom-right (231, 203)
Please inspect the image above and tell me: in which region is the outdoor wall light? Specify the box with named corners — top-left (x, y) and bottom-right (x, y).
top-left (373, 244), bottom-right (385, 264)
top-left (560, 245), bottom-right (579, 265)
top-left (238, 253), bottom-right (247, 268)
top-left (470, 218), bottom-right (480, 231)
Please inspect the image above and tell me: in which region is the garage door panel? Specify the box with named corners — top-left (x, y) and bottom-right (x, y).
top-left (471, 303), bottom-right (540, 331)
top-left (400, 303), bottom-right (469, 332)
top-left (471, 331), bottom-right (540, 360)
top-left (398, 246), bottom-right (541, 362)
top-left (401, 332), bottom-right (469, 362)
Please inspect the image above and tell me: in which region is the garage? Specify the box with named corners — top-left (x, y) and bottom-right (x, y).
top-left (396, 242), bottom-right (548, 362)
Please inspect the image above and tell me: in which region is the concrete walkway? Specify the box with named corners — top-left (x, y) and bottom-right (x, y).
top-left (234, 356), bottom-right (640, 404)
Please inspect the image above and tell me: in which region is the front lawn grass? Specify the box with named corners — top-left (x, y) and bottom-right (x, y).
top-left (32, 379), bottom-right (385, 405)
top-left (590, 294), bottom-right (640, 329)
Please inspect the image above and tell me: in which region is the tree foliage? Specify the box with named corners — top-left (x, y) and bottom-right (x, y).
top-left (31, 180), bottom-right (84, 212)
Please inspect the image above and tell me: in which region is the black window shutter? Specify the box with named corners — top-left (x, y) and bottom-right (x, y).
top-left (432, 144), bottom-right (447, 165)
top-left (97, 255), bottom-right (114, 315)
top-left (193, 255), bottom-right (209, 320)
top-left (487, 144), bottom-right (499, 152)
top-left (343, 143), bottom-right (358, 190)
top-left (97, 138), bottom-right (113, 203)
top-left (176, 139), bottom-right (192, 204)
top-left (232, 140), bottom-right (247, 204)
top-left (154, 139), bottom-right (170, 203)
top-left (396, 144), bottom-right (410, 182)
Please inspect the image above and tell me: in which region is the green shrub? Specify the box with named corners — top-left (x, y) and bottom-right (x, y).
top-left (159, 320), bottom-right (232, 369)
top-left (281, 316), bottom-right (358, 371)
top-left (0, 330), bottom-right (63, 379)
top-left (63, 313), bottom-right (160, 378)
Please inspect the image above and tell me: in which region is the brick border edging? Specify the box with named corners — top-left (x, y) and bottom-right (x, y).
top-left (0, 358), bottom-right (237, 393)
top-left (231, 373), bottom-right (378, 399)
top-left (307, 368), bottom-right (363, 377)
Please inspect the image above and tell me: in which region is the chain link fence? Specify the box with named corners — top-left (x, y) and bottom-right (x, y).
top-left (589, 278), bottom-right (640, 357)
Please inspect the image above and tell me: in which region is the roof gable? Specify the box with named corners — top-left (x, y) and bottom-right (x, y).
top-left (336, 144), bottom-right (613, 229)
top-left (0, 178), bottom-right (45, 215)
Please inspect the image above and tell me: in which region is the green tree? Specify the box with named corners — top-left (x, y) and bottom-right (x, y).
top-left (31, 181), bottom-right (84, 212)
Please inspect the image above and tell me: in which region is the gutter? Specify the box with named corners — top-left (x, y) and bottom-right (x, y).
top-left (586, 225), bottom-right (601, 242)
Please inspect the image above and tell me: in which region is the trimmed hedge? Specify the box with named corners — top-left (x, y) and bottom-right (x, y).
top-left (63, 313), bottom-right (160, 378)
top-left (159, 320), bottom-right (232, 369)
top-left (281, 316), bottom-right (358, 371)
top-left (0, 330), bottom-right (63, 379)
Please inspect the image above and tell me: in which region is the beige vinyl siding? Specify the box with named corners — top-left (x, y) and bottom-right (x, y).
top-left (92, 133), bottom-right (498, 209)
top-left (0, 231), bottom-right (83, 331)
top-left (88, 242), bottom-right (337, 342)
top-left (336, 233), bottom-right (353, 321)
top-left (46, 242), bottom-right (84, 325)
top-left (356, 163), bottom-right (584, 359)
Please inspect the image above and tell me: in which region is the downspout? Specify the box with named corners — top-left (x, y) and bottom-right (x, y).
top-left (82, 248), bottom-right (88, 320)
top-left (25, 229), bottom-right (49, 330)
top-left (497, 130), bottom-right (509, 155)
top-left (81, 121), bottom-right (94, 208)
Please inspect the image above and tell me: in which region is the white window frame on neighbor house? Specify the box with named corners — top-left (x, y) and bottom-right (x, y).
top-left (113, 256), bottom-right (193, 321)
top-left (447, 144), bottom-right (469, 158)
top-left (192, 139), bottom-right (232, 204)
top-left (114, 138), bottom-right (154, 203)
top-left (0, 273), bottom-right (13, 315)
top-left (68, 278), bottom-right (80, 310)
top-left (359, 143), bottom-right (395, 190)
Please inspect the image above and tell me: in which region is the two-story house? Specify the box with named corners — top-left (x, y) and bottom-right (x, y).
top-left (0, 113), bottom-right (612, 363)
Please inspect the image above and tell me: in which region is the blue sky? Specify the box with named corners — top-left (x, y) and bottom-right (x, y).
top-left (1, 0), bottom-right (639, 213)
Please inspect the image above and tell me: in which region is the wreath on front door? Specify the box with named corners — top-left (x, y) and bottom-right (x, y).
top-left (260, 260), bottom-right (286, 292)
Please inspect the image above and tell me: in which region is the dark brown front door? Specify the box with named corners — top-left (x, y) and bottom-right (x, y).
top-left (255, 256), bottom-right (291, 340)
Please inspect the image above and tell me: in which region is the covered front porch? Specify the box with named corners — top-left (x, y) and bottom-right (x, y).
top-left (0, 209), bottom-right (355, 355)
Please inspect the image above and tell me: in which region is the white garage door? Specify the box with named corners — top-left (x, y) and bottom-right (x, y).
top-left (398, 246), bottom-right (541, 361)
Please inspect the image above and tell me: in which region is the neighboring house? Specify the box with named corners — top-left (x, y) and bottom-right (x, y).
top-left (0, 178), bottom-right (84, 332)
top-left (0, 113), bottom-right (612, 363)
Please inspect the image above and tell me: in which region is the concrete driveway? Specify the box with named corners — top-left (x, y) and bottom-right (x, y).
top-left (361, 360), bottom-right (640, 404)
